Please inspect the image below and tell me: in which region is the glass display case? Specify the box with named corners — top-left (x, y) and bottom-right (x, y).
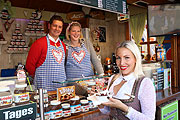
top-left (0, 75), bottom-right (110, 120)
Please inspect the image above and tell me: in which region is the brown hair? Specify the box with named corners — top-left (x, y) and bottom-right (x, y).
top-left (49, 15), bottom-right (64, 25)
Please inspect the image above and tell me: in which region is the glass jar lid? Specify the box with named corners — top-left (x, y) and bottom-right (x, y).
top-left (15, 83), bottom-right (27, 88)
top-left (80, 100), bottom-right (88, 104)
top-left (70, 96), bottom-right (79, 100)
top-left (50, 100), bottom-right (60, 105)
top-left (61, 103), bottom-right (70, 108)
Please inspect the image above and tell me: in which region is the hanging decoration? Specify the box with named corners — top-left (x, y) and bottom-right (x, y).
top-left (0, 0), bottom-right (14, 32)
top-left (95, 43), bottom-right (100, 52)
top-left (0, 0), bottom-right (13, 20)
top-left (3, 19), bottom-right (14, 32)
top-left (0, 7), bottom-right (10, 20)
top-left (34, 9), bottom-right (43, 20)
top-left (0, 31), bottom-right (5, 41)
top-left (23, 10), bottom-right (28, 18)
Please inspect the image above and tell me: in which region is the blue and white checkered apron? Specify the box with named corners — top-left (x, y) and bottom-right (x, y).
top-left (65, 44), bottom-right (94, 79)
top-left (34, 36), bottom-right (66, 91)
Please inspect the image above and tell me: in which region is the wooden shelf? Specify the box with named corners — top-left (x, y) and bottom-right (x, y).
top-left (24, 32), bottom-right (46, 37)
top-left (6, 50), bottom-right (28, 54)
top-left (0, 41), bottom-right (7, 45)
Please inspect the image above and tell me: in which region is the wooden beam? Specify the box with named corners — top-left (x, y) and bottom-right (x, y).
top-left (125, 22), bottom-right (130, 40)
top-left (171, 35), bottom-right (179, 87)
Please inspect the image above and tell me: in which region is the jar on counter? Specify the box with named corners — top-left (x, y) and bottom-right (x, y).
top-left (30, 28), bottom-right (35, 34)
top-left (30, 89), bottom-right (49, 104)
top-left (80, 100), bottom-right (90, 112)
top-left (36, 116), bottom-right (50, 120)
top-left (27, 23), bottom-right (33, 29)
top-left (10, 39), bottom-right (16, 45)
top-left (18, 46), bottom-right (23, 51)
top-left (23, 46), bottom-right (28, 51)
top-left (12, 33), bottom-right (18, 40)
top-left (13, 45), bottom-right (19, 51)
top-left (17, 34), bottom-right (23, 40)
top-left (35, 19), bottom-right (40, 23)
top-left (7, 45), bottom-right (14, 51)
top-left (20, 40), bottom-right (26, 46)
top-left (0, 87), bottom-right (12, 109)
top-left (50, 100), bottom-right (63, 120)
top-left (30, 17), bottom-right (34, 23)
top-left (14, 84), bottom-right (29, 105)
top-left (34, 93), bottom-right (49, 104)
top-left (32, 12), bottom-right (37, 18)
top-left (15, 40), bottom-right (21, 46)
top-left (62, 103), bottom-right (71, 118)
top-left (15, 28), bottom-right (21, 34)
top-left (25, 28), bottom-right (30, 33)
top-left (70, 96), bottom-right (81, 116)
top-left (36, 29), bottom-right (41, 34)
top-left (37, 103), bottom-right (50, 119)
top-left (37, 24), bottom-right (42, 29)
top-left (41, 29), bottom-right (45, 34)
top-left (33, 23), bottom-right (38, 29)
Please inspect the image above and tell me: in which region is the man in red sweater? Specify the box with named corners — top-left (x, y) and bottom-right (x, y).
top-left (26, 15), bottom-right (66, 91)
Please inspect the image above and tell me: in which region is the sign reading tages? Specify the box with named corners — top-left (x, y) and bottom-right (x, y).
top-left (57, 0), bottom-right (127, 14)
top-left (0, 103), bottom-right (36, 120)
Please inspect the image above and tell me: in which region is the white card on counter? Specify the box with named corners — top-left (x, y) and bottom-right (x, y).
top-left (87, 95), bottom-right (109, 106)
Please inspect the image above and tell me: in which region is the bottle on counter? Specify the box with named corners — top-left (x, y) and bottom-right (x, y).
top-left (16, 63), bottom-right (26, 84)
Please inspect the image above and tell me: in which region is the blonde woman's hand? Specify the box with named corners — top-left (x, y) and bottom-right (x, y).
top-left (102, 97), bottom-right (128, 113)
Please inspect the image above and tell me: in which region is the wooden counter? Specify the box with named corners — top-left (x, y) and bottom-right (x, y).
top-left (47, 87), bottom-right (180, 120)
top-left (63, 109), bottom-right (109, 120)
top-left (63, 87), bottom-right (180, 120)
top-left (156, 87), bottom-right (180, 106)
top-left (156, 87), bottom-right (180, 120)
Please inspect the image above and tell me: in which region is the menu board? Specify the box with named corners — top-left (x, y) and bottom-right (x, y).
top-left (57, 0), bottom-right (127, 14)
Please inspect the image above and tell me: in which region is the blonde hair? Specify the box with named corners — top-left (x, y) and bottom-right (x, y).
top-left (66, 21), bottom-right (84, 41)
top-left (116, 41), bottom-right (144, 79)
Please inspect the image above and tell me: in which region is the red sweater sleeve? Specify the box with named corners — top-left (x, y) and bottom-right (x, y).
top-left (26, 37), bottom-right (47, 77)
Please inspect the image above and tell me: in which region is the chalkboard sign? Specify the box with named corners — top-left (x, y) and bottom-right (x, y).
top-left (57, 0), bottom-right (127, 14)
